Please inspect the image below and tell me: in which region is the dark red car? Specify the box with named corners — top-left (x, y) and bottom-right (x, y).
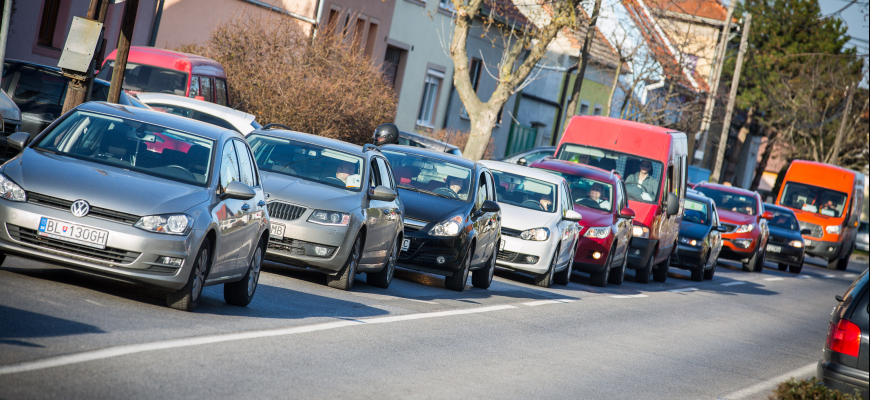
top-left (531, 159), bottom-right (635, 287)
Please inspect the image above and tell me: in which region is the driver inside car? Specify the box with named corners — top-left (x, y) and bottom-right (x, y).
top-left (335, 161), bottom-right (361, 188)
top-left (447, 176), bottom-right (466, 196)
top-left (537, 192), bottom-right (553, 212)
top-left (587, 183), bottom-right (611, 210)
top-left (625, 160), bottom-right (658, 201)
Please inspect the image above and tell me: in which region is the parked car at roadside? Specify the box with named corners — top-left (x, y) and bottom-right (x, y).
top-left (0, 102), bottom-right (269, 311)
top-left (858, 221), bottom-right (869, 252)
top-left (531, 158), bottom-right (635, 287)
top-left (2, 59), bottom-right (149, 136)
top-left (763, 203), bottom-right (808, 274)
top-left (479, 160), bottom-right (581, 288)
top-left (382, 145), bottom-right (500, 291)
top-left (398, 131), bottom-right (462, 157)
top-left (246, 128), bottom-right (403, 290)
top-left (671, 190), bottom-right (725, 281)
top-left (695, 182), bottom-right (772, 273)
top-left (0, 89), bottom-right (21, 162)
top-left (817, 270), bottom-right (869, 399)
top-left (499, 146), bottom-right (555, 166)
top-left (137, 93), bottom-right (260, 135)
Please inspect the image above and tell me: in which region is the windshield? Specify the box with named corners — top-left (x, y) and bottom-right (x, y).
top-left (780, 182), bottom-right (848, 218)
top-left (766, 208), bottom-right (799, 230)
top-left (535, 168), bottom-right (613, 212)
top-left (556, 143), bottom-right (662, 204)
top-left (34, 111), bottom-right (214, 186)
top-left (383, 149), bottom-right (473, 202)
top-left (246, 134), bottom-right (364, 191)
top-left (97, 61), bottom-right (189, 96)
top-left (491, 170), bottom-right (556, 212)
top-left (697, 187), bottom-right (758, 215)
top-left (683, 199), bottom-right (710, 225)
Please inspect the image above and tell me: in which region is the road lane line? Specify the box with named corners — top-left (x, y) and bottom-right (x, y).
top-left (797, 275), bottom-right (812, 279)
top-left (521, 299), bottom-right (575, 307)
top-left (668, 287), bottom-right (698, 293)
top-left (722, 362), bottom-right (817, 399)
top-left (85, 300), bottom-right (102, 306)
top-left (609, 294), bottom-right (648, 299)
top-left (0, 305), bottom-right (517, 376)
top-left (823, 275), bottom-right (836, 279)
top-left (721, 281), bottom-right (746, 286)
top-left (763, 277), bottom-right (784, 281)
top-left (843, 273), bottom-right (857, 278)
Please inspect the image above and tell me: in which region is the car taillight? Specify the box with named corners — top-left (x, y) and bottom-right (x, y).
top-left (826, 319), bottom-right (861, 357)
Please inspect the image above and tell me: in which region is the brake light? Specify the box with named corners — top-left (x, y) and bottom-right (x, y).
top-left (826, 319), bottom-right (861, 357)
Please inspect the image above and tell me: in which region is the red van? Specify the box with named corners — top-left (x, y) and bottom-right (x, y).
top-left (97, 46), bottom-right (230, 106)
top-left (556, 116), bottom-right (688, 283)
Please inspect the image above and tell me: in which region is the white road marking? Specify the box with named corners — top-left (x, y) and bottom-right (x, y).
top-left (521, 299), bottom-right (575, 307)
top-left (763, 277), bottom-right (784, 281)
top-left (609, 294), bottom-right (649, 299)
top-left (85, 300), bottom-right (102, 306)
top-left (402, 298), bottom-right (440, 305)
top-left (0, 304), bottom-right (517, 376)
top-left (843, 273), bottom-right (857, 278)
top-left (668, 287), bottom-right (698, 293)
top-left (721, 281), bottom-right (746, 286)
top-left (822, 275), bottom-right (836, 279)
top-left (722, 362), bottom-right (817, 399)
top-left (797, 275), bottom-right (812, 279)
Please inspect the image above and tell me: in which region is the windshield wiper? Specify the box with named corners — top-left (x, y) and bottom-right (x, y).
top-left (397, 183), bottom-right (419, 192)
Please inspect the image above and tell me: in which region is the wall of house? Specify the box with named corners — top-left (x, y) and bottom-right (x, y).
top-left (318, 1), bottom-right (396, 69)
top-left (387, 0), bottom-right (454, 133)
top-left (659, 18), bottom-right (720, 86)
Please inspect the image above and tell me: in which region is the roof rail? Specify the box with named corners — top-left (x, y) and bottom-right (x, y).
top-left (610, 169), bottom-right (622, 180)
top-left (261, 123), bottom-right (293, 131)
top-left (362, 143), bottom-right (381, 153)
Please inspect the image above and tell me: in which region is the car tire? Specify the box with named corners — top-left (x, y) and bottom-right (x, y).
top-left (742, 248), bottom-right (759, 272)
top-left (0, 252), bottom-right (6, 266)
top-left (327, 233), bottom-right (361, 291)
top-left (690, 261), bottom-right (704, 282)
top-left (224, 238), bottom-right (263, 307)
top-left (834, 249), bottom-right (851, 271)
top-left (167, 238), bottom-right (211, 312)
top-left (471, 250), bottom-right (495, 289)
top-left (554, 247), bottom-right (574, 286)
top-left (635, 254), bottom-right (653, 284)
top-left (608, 251), bottom-right (627, 285)
top-left (703, 257), bottom-right (717, 280)
top-left (445, 249), bottom-right (471, 292)
top-left (653, 254), bottom-right (670, 283)
top-left (789, 263), bottom-right (802, 274)
top-left (367, 237), bottom-right (398, 289)
top-left (534, 249), bottom-right (557, 288)
top-left (778, 263), bottom-right (788, 271)
top-left (590, 251), bottom-right (612, 287)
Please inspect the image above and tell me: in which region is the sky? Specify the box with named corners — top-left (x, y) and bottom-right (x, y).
top-left (817, 0), bottom-right (869, 56)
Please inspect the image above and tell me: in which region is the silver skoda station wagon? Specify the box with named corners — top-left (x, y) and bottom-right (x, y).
top-left (0, 102), bottom-right (269, 311)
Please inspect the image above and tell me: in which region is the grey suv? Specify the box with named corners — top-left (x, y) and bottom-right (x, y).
top-left (246, 129), bottom-right (403, 290)
top-left (0, 102), bottom-right (269, 311)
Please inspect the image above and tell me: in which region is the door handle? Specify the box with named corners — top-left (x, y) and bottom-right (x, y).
top-left (241, 204), bottom-right (251, 211)
top-left (258, 200), bottom-right (266, 207)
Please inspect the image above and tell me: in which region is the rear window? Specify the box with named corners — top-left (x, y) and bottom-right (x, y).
top-left (97, 62), bottom-right (188, 96)
top-left (697, 187), bottom-right (758, 215)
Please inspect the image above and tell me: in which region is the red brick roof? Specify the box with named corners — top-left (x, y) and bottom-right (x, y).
top-left (645, 0), bottom-right (729, 21)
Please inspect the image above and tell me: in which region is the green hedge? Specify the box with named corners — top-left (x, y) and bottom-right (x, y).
top-left (769, 377), bottom-right (863, 400)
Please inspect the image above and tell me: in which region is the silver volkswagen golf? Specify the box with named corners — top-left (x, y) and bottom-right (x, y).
top-left (0, 102), bottom-right (269, 311)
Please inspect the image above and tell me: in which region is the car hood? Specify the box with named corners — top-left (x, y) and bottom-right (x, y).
top-left (572, 204), bottom-right (614, 228)
top-left (679, 221), bottom-right (710, 240)
top-left (717, 209), bottom-right (757, 225)
top-left (261, 171), bottom-right (361, 211)
top-left (4, 149), bottom-right (209, 215)
top-left (399, 189), bottom-right (467, 223)
top-left (499, 203), bottom-right (560, 230)
top-left (768, 225), bottom-right (802, 241)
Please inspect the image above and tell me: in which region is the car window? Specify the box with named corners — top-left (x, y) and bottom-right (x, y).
top-left (485, 172), bottom-right (495, 201)
top-left (13, 65), bottom-right (66, 106)
top-left (95, 62), bottom-right (188, 96)
top-left (194, 110), bottom-right (238, 132)
top-left (766, 208), bottom-right (799, 230)
top-left (149, 103), bottom-right (194, 118)
top-left (697, 186), bottom-right (758, 215)
top-left (382, 149), bottom-right (473, 202)
top-left (490, 169), bottom-right (557, 213)
top-left (375, 157), bottom-right (394, 190)
top-left (199, 76), bottom-right (214, 103)
top-left (215, 79), bottom-right (228, 106)
top-left (711, 203), bottom-right (720, 226)
top-left (188, 76), bottom-right (199, 98)
top-left (475, 173), bottom-right (487, 211)
top-left (233, 140), bottom-right (257, 187)
top-left (369, 160), bottom-right (380, 189)
top-left (220, 140), bottom-right (241, 190)
top-left (557, 143), bottom-right (663, 204)
top-left (246, 134), bottom-right (364, 191)
top-left (560, 183), bottom-right (571, 216)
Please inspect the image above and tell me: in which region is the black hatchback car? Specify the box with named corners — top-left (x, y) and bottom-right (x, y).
top-left (671, 190), bottom-right (726, 281)
top-left (762, 203), bottom-right (808, 274)
top-left (818, 270), bottom-right (869, 398)
top-left (381, 145), bottom-right (501, 291)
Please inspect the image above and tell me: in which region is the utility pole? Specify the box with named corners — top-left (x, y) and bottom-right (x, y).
top-left (60, 0), bottom-right (110, 114)
top-left (711, 13), bottom-right (751, 184)
top-left (693, 0), bottom-right (735, 166)
top-left (828, 83), bottom-right (855, 166)
top-left (0, 0), bottom-right (12, 80)
top-left (565, 0), bottom-right (604, 118)
top-left (107, 0), bottom-right (140, 104)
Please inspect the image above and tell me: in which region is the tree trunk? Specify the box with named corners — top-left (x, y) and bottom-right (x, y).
top-left (606, 59), bottom-right (623, 117)
top-left (723, 106), bottom-right (755, 184)
top-left (749, 126), bottom-right (779, 191)
top-left (565, 0), bottom-right (603, 118)
top-left (827, 83), bottom-right (855, 165)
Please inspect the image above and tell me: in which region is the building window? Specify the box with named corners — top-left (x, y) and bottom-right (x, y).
top-left (327, 9), bottom-right (340, 35)
top-left (38, 0), bottom-right (63, 47)
top-left (460, 58), bottom-right (483, 119)
top-left (593, 104), bottom-right (603, 116)
top-left (579, 101), bottom-right (590, 115)
top-left (439, 0), bottom-right (456, 12)
top-left (364, 22), bottom-right (378, 57)
top-left (417, 69), bottom-right (444, 128)
top-left (383, 45), bottom-right (404, 88)
top-left (353, 17), bottom-right (366, 49)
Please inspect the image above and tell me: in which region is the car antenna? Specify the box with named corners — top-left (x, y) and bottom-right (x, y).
top-left (232, 99), bottom-right (246, 111)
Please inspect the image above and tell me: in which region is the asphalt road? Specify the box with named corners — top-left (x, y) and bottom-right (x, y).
top-left (0, 252), bottom-right (867, 399)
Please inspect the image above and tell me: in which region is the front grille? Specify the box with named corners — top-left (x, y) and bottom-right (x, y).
top-left (497, 250), bottom-right (519, 262)
top-left (501, 227), bottom-right (522, 238)
top-left (26, 192), bottom-right (140, 225)
top-left (268, 237), bottom-right (306, 256)
top-left (7, 224), bottom-right (141, 264)
top-left (404, 224), bottom-right (421, 233)
top-left (798, 221), bottom-right (823, 238)
top-left (268, 202), bottom-right (307, 221)
top-left (722, 223), bottom-right (738, 233)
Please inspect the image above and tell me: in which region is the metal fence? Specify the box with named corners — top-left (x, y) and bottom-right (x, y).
top-left (504, 122), bottom-right (537, 158)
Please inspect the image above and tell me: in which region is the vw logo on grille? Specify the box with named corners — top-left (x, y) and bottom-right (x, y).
top-left (70, 200), bottom-right (90, 218)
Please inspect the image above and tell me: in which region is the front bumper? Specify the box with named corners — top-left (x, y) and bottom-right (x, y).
top-left (572, 236), bottom-right (613, 273)
top-left (671, 243), bottom-right (705, 270)
top-left (817, 361), bottom-right (870, 399)
top-left (764, 243), bottom-right (804, 266)
top-left (626, 237), bottom-right (657, 270)
top-left (803, 239), bottom-right (843, 261)
top-left (496, 235), bottom-right (557, 275)
top-left (265, 216), bottom-right (355, 273)
top-left (0, 198), bottom-right (201, 291)
top-left (719, 238), bottom-right (757, 261)
top-left (397, 231), bottom-right (468, 277)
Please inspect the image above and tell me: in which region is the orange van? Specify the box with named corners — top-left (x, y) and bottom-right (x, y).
top-left (776, 160), bottom-right (865, 270)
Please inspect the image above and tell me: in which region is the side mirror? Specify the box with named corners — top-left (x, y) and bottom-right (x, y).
top-left (665, 192), bottom-right (679, 216)
top-left (222, 181), bottom-right (256, 200)
top-left (715, 225), bottom-right (728, 233)
top-left (481, 199), bottom-right (500, 213)
top-left (517, 157), bottom-right (528, 166)
top-left (370, 185), bottom-right (397, 202)
top-left (618, 207), bottom-right (635, 219)
top-left (761, 211), bottom-right (774, 220)
top-left (800, 228), bottom-right (813, 236)
top-left (564, 209), bottom-right (582, 222)
top-left (8, 132), bottom-right (31, 151)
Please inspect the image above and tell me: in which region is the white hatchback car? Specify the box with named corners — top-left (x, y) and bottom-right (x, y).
top-left (479, 161), bottom-right (582, 288)
top-left (137, 93), bottom-right (261, 135)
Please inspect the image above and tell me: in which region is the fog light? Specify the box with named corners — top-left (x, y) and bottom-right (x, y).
top-left (314, 246), bottom-right (328, 256)
top-left (733, 239), bottom-right (752, 249)
top-left (524, 255), bottom-right (539, 264)
top-left (436, 256), bottom-right (446, 264)
top-left (304, 244), bottom-right (335, 258)
top-left (633, 249), bottom-right (641, 255)
top-left (592, 252), bottom-right (602, 260)
top-left (157, 256), bottom-right (183, 267)
top-left (827, 247), bottom-right (835, 253)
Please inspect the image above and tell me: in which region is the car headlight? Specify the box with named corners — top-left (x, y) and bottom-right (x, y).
top-left (308, 210), bottom-right (350, 226)
top-left (680, 237), bottom-right (699, 246)
top-left (429, 215), bottom-right (463, 237)
top-left (826, 225), bottom-right (840, 235)
top-left (134, 214), bottom-right (193, 235)
top-left (632, 225), bottom-right (649, 238)
top-left (736, 224), bottom-right (754, 233)
top-left (789, 240), bottom-right (804, 248)
top-left (0, 174), bottom-right (26, 202)
top-left (583, 226), bottom-right (611, 239)
top-left (520, 227), bottom-right (550, 241)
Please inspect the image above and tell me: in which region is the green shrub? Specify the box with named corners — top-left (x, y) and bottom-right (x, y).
top-left (769, 377), bottom-right (863, 400)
